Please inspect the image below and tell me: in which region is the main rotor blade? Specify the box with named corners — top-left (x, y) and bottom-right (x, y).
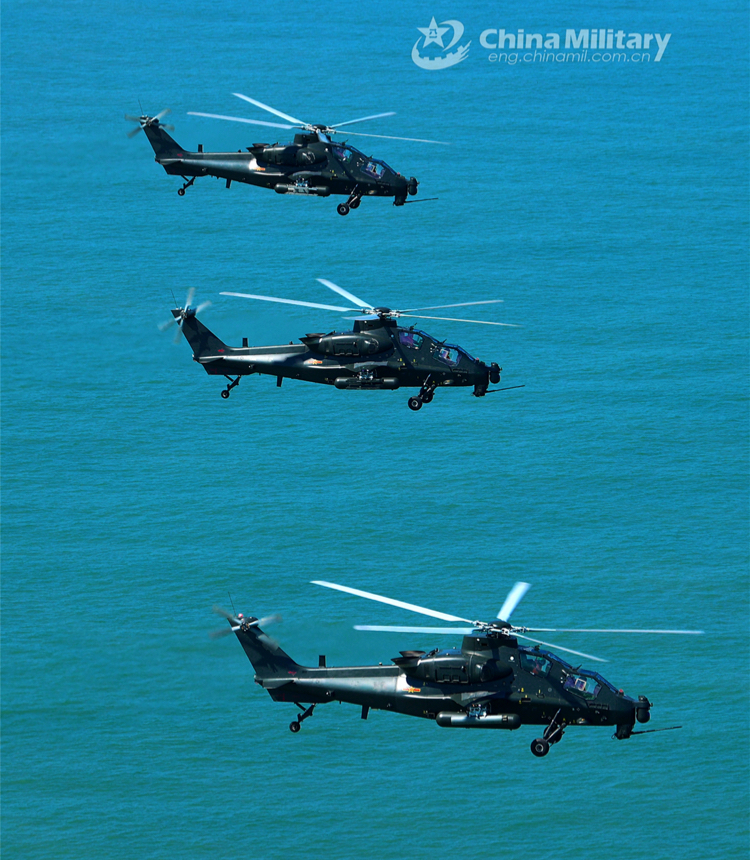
top-left (401, 300), bottom-right (504, 312)
top-left (397, 313), bottom-right (519, 327)
top-left (316, 279), bottom-right (373, 310)
top-left (220, 291), bottom-right (356, 313)
top-left (520, 627), bottom-right (705, 635)
top-left (232, 93), bottom-right (306, 126)
top-left (188, 112), bottom-right (296, 130)
top-left (355, 625), bottom-right (475, 634)
top-left (312, 580), bottom-right (473, 623)
top-left (516, 633), bottom-right (607, 663)
top-left (334, 130), bottom-right (449, 145)
top-left (330, 112), bottom-right (396, 128)
top-left (498, 582), bottom-right (531, 622)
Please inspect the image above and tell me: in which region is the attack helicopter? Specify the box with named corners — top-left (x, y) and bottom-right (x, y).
top-left (127, 94), bottom-right (447, 215)
top-left (213, 581), bottom-right (703, 757)
top-left (162, 279), bottom-right (519, 410)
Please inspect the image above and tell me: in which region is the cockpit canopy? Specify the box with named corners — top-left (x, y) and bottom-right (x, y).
top-left (397, 330), bottom-right (476, 366)
top-left (331, 144), bottom-right (396, 178)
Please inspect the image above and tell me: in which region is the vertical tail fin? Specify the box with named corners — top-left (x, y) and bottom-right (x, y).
top-left (235, 622), bottom-right (301, 678)
top-left (142, 121), bottom-right (186, 159)
top-left (175, 311), bottom-right (229, 358)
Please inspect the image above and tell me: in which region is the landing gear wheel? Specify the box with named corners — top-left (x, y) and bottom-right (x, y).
top-left (408, 397), bottom-right (423, 411)
top-left (531, 738), bottom-right (550, 758)
top-left (421, 392), bottom-right (434, 404)
top-left (289, 721), bottom-right (301, 733)
top-left (177, 188), bottom-right (185, 196)
top-left (349, 198), bottom-right (360, 209)
top-left (337, 203), bottom-right (350, 216)
top-left (222, 376), bottom-right (241, 398)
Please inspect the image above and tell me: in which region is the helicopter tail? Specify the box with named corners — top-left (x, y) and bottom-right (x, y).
top-left (173, 310), bottom-right (229, 360)
top-left (234, 619), bottom-right (302, 680)
top-left (142, 120), bottom-right (185, 160)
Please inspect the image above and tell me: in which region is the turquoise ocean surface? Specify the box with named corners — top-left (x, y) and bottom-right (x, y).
top-left (3, 2), bottom-right (748, 858)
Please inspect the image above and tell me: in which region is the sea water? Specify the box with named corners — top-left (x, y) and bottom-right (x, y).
top-left (2, 1), bottom-right (748, 858)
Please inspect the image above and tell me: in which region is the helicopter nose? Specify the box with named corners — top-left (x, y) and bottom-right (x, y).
top-left (393, 176), bottom-right (408, 206)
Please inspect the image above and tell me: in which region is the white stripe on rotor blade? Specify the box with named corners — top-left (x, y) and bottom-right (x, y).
top-left (516, 633), bottom-right (607, 663)
top-left (187, 112), bottom-right (295, 130)
top-left (221, 292), bottom-right (355, 312)
top-left (333, 130), bottom-right (449, 144)
top-left (354, 625), bottom-right (476, 634)
top-left (397, 314), bottom-right (520, 327)
top-left (330, 112), bottom-right (397, 128)
top-left (523, 628), bottom-right (705, 635)
top-left (401, 300), bottom-right (504, 312)
top-left (231, 93), bottom-right (306, 126)
top-left (497, 582), bottom-right (531, 621)
top-left (316, 279), bottom-right (372, 310)
top-left (311, 580), bottom-right (472, 623)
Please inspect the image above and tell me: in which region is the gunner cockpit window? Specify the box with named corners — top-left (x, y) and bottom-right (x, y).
top-left (564, 674), bottom-right (601, 700)
top-left (363, 161), bottom-right (387, 179)
top-left (437, 346), bottom-right (460, 366)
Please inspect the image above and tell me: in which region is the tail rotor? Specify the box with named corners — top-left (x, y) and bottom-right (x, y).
top-left (210, 605), bottom-right (282, 645)
top-left (126, 108), bottom-right (174, 138)
top-left (159, 288), bottom-right (212, 342)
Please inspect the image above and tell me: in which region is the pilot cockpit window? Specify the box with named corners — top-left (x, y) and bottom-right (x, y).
top-left (437, 346), bottom-right (460, 366)
top-left (398, 331), bottom-right (424, 349)
top-left (363, 161), bottom-right (387, 179)
top-left (564, 674), bottom-right (601, 700)
top-left (519, 652), bottom-right (552, 678)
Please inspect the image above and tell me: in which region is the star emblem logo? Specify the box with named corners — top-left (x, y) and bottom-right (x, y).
top-left (418, 17), bottom-right (450, 48)
top-left (412, 18), bottom-right (471, 71)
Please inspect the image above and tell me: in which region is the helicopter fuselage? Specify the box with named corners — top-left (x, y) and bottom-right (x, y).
top-left (143, 123), bottom-right (416, 209)
top-left (235, 617), bottom-right (649, 750)
top-left (176, 310), bottom-right (502, 404)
